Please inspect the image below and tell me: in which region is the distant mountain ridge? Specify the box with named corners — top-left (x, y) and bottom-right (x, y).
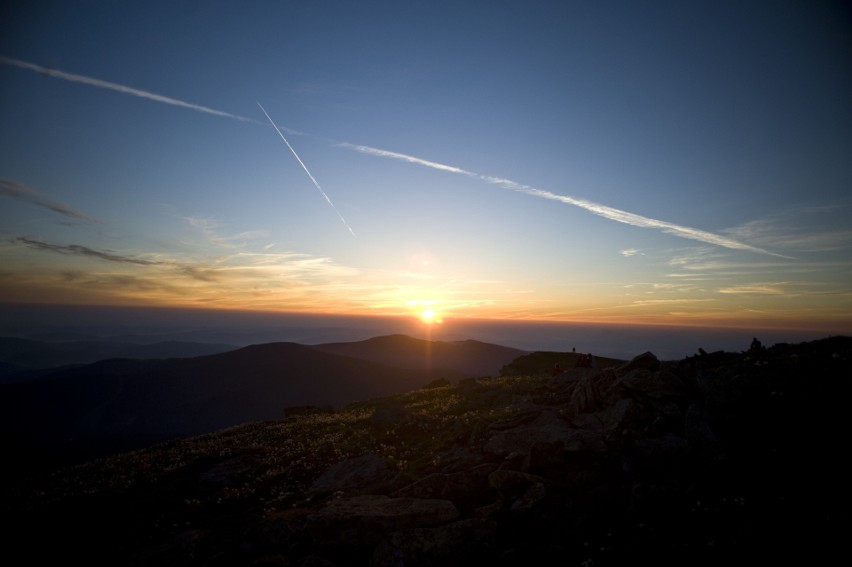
top-left (0, 334), bottom-right (523, 474)
top-left (313, 334), bottom-right (527, 377)
top-left (0, 336), bottom-right (238, 382)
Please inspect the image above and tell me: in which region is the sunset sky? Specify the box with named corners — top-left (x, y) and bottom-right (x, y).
top-left (2, 1), bottom-right (851, 333)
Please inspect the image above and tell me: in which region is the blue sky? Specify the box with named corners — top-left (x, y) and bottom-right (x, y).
top-left (1, 0), bottom-right (851, 332)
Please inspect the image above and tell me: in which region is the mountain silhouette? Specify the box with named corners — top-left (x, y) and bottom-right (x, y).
top-left (313, 334), bottom-right (527, 376)
top-left (1, 335), bottom-right (518, 475)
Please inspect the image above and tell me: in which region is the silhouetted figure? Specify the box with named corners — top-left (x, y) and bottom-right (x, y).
top-left (750, 337), bottom-right (763, 352)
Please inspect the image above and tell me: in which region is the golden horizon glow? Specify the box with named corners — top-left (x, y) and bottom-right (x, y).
top-left (1, 265), bottom-right (850, 334)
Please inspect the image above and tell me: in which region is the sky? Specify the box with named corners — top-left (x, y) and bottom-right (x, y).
top-left (2, 0), bottom-right (851, 335)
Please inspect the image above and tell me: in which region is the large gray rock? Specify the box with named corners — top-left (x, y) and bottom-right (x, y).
top-left (596, 398), bottom-right (642, 442)
top-left (483, 410), bottom-right (569, 457)
top-left (566, 368), bottom-right (621, 414)
top-left (392, 463), bottom-right (497, 504)
top-left (309, 453), bottom-right (400, 497)
top-left (434, 445), bottom-right (485, 473)
top-left (485, 409), bottom-right (608, 460)
top-left (305, 495), bottom-right (460, 546)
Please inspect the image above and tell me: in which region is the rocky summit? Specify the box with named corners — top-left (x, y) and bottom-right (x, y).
top-left (4, 336), bottom-right (849, 566)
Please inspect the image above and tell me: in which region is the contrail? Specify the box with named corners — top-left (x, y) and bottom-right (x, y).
top-left (1, 55), bottom-right (786, 255)
top-left (341, 143), bottom-right (792, 258)
top-left (0, 55), bottom-right (260, 123)
top-left (2, 56), bottom-right (351, 235)
top-left (257, 103), bottom-right (356, 237)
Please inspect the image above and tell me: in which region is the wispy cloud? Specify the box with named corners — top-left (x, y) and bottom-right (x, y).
top-left (620, 248), bottom-right (643, 257)
top-left (718, 284), bottom-right (787, 295)
top-left (14, 236), bottom-right (221, 282)
top-left (717, 281), bottom-right (850, 297)
top-left (337, 143), bottom-right (474, 176)
top-left (342, 143), bottom-right (789, 257)
top-left (668, 249), bottom-right (846, 277)
top-left (0, 178), bottom-right (98, 222)
top-left (16, 237), bottom-right (157, 265)
top-left (182, 216), bottom-right (269, 249)
top-left (723, 207), bottom-right (852, 253)
top-left (12, 233), bottom-right (360, 289)
top-left (629, 298), bottom-right (717, 306)
top-left (0, 55), bottom-right (260, 124)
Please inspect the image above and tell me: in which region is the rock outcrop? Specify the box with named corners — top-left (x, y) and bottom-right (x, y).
top-left (5, 336), bottom-right (849, 566)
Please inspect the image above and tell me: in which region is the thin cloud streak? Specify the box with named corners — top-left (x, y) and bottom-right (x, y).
top-left (16, 237), bottom-right (158, 265)
top-left (0, 55), bottom-right (260, 124)
top-left (258, 103), bottom-right (357, 238)
top-left (344, 143), bottom-right (791, 258)
top-left (337, 143), bottom-right (474, 176)
top-left (1, 178), bottom-right (98, 222)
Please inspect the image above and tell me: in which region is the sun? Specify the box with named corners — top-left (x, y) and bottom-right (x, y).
top-left (407, 299), bottom-right (443, 324)
top-left (418, 307), bottom-right (444, 325)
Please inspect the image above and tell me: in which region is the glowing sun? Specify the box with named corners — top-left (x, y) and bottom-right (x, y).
top-left (420, 307), bottom-right (443, 325)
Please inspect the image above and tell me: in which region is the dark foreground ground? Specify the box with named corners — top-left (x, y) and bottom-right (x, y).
top-left (4, 337), bottom-right (849, 566)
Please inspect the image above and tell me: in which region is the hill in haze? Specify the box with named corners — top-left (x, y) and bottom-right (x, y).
top-left (0, 335), bottom-right (523, 474)
top-left (0, 336), bottom-right (238, 382)
top-left (4, 336), bottom-right (847, 565)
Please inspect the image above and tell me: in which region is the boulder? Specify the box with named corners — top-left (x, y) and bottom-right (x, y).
top-left (596, 398), bottom-right (642, 443)
top-left (304, 495), bottom-right (460, 546)
top-left (309, 453), bottom-right (400, 497)
top-left (392, 463), bottom-right (498, 506)
top-left (434, 445), bottom-right (485, 473)
top-left (566, 368), bottom-right (621, 414)
top-left (483, 410), bottom-right (570, 457)
top-left (618, 351), bottom-right (660, 374)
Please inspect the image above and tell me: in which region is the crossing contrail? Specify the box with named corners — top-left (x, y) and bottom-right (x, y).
top-left (0, 55), bottom-right (260, 123)
top-left (257, 103), bottom-right (356, 237)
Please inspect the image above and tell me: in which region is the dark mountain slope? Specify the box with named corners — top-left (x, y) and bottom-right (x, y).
top-left (314, 334), bottom-right (527, 377)
top-left (0, 342), bottom-right (466, 473)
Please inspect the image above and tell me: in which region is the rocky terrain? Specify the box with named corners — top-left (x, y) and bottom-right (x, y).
top-left (4, 336), bottom-right (849, 565)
